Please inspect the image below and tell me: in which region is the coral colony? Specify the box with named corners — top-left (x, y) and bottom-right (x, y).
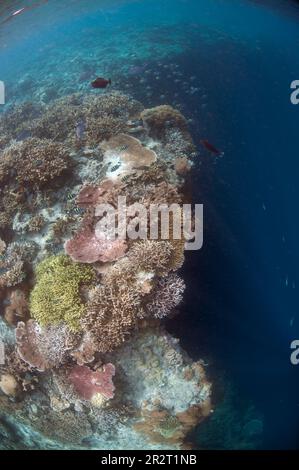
top-left (0, 92), bottom-right (211, 450)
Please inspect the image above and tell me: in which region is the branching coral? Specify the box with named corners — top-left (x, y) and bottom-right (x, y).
top-left (29, 255), bottom-right (94, 331)
top-left (27, 214), bottom-right (45, 233)
top-left (15, 320), bottom-right (79, 371)
top-left (0, 241), bottom-right (38, 289)
top-left (145, 274), bottom-right (186, 319)
top-left (1, 138), bottom-right (72, 189)
top-left (33, 409), bottom-right (92, 445)
top-left (0, 102), bottom-right (42, 142)
top-left (81, 284), bottom-right (143, 353)
top-left (0, 91), bottom-right (209, 450)
top-left (0, 238), bottom-right (6, 255)
top-left (85, 115), bottom-right (126, 147)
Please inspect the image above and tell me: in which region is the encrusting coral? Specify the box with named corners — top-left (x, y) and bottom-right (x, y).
top-left (29, 255), bottom-right (94, 331)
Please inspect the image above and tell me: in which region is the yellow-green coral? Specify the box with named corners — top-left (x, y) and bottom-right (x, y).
top-left (30, 255), bottom-right (94, 331)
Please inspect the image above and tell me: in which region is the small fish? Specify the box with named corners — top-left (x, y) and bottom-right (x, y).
top-left (91, 77), bottom-right (111, 89)
top-left (285, 276), bottom-right (289, 287)
top-left (76, 119), bottom-right (86, 140)
top-left (200, 139), bottom-right (223, 156)
top-left (66, 192), bottom-right (74, 201)
top-left (290, 317), bottom-right (294, 327)
top-left (110, 164), bottom-right (121, 172)
top-left (118, 145), bottom-right (129, 152)
top-left (262, 203), bottom-right (266, 211)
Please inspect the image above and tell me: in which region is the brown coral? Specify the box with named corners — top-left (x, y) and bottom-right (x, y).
top-left (127, 240), bottom-right (174, 275)
top-left (27, 214), bottom-right (45, 232)
top-left (1, 138), bottom-right (72, 189)
top-left (0, 373), bottom-right (19, 397)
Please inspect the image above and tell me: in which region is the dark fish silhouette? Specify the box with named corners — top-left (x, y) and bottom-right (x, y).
top-left (76, 119), bottom-right (86, 140)
top-left (200, 139), bottom-right (223, 156)
top-left (91, 77), bottom-right (112, 89)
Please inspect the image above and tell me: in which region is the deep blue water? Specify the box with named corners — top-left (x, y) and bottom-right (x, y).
top-left (1, 0), bottom-right (299, 449)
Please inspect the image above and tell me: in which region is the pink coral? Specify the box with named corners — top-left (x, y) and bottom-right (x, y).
top-left (68, 364), bottom-right (115, 400)
top-left (64, 227), bottom-right (127, 263)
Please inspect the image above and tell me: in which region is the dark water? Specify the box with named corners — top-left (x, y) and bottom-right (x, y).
top-left (0, 0), bottom-right (299, 449)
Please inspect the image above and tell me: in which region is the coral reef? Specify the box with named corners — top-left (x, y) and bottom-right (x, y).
top-left (0, 92), bottom-right (211, 450)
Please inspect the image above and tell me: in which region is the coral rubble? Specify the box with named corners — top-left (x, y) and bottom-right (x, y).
top-left (0, 92), bottom-right (210, 450)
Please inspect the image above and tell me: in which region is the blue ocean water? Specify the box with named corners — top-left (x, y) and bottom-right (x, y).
top-left (0, 0), bottom-right (299, 449)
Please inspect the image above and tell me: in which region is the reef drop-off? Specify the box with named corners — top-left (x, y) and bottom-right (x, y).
top-left (0, 91), bottom-right (211, 450)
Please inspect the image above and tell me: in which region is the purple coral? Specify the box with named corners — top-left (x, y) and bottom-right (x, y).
top-left (68, 364), bottom-right (116, 400)
top-left (64, 227), bottom-right (127, 264)
top-left (146, 274), bottom-right (186, 319)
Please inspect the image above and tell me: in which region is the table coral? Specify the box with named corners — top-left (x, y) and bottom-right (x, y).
top-left (101, 133), bottom-right (157, 180)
